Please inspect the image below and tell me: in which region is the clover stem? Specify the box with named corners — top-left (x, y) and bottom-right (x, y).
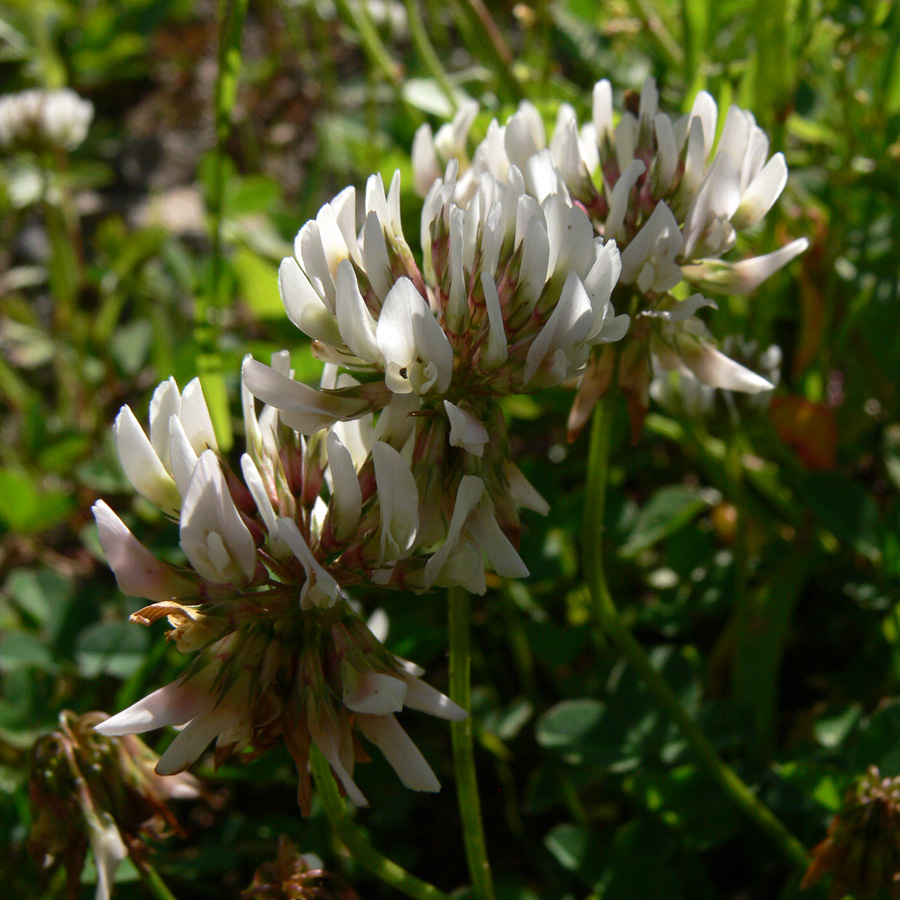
top-left (583, 391), bottom-right (808, 869)
top-left (448, 584), bottom-right (496, 900)
top-left (310, 744), bottom-right (453, 900)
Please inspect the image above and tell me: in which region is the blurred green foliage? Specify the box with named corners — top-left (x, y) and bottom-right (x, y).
top-left (1, 0), bottom-right (900, 898)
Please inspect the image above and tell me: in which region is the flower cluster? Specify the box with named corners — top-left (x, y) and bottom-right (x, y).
top-left (0, 88), bottom-right (93, 153)
top-left (243, 165), bottom-right (627, 576)
top-left (28, 710), bottom-right (199, 900)
top-left (802, 766), bottom-right (900, 900)
top-left (94, 78), bottom-right (807, 818)
top-left (242, 834), bottom-right (359, 900)
top-left (412, 79), bottom-right (806, 437)
top-left (95, 370), bottom-right (468, 812)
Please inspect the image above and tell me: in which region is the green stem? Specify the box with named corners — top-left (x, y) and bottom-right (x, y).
top-left (623, 0), bottom-right (684, 72)
top-left (582, 394), bottom-right (808, 870)
top-left (309, 745), bottom-right (452, 900)
top-left (448, 585), bottom-right (495, 900)
top-left (333, 0), bottom-right (403, 87)
top-left (137, 860), bottom-right (179, 900)
top-left (404, 0), bottom-right (458, 113)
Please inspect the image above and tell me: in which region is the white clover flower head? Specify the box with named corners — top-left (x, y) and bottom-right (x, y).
top-left (95, 602), bottom-right (465, 816)
top-left (246, 165), bottom-right (626, 545)
top-left (0, 88), bottom-right (93, 152)
top-left (424, 79), bottom-right (807, 437)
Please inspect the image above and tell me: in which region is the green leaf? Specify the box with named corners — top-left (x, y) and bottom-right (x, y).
top-left (618, 486), bottom-right (713, 558)
top-left (536, 699), bottom-right (605, 752)
top-left (0, 632), bottom-right (56, 673)
top-left (0, 468), bottom-right (75, 534)
top-left (75, 622), bottom-right (149, 679)
top-left (852, 701), bottom-right (900, 776)
top-left (111, 319), bottom-right (153, 375)
top-left (544, 823), bottom-right (607, 885)
top-left (232, 247), bottom-right (283, 319)
top-left (601, 857), bottom-right (683, 900)
top-left (774, 760), bottom-right (850, 813)
top-left (625, 765), bottom-right (742, 849)
top-left (536, 649), bottom-right (700, 771)
top-left (799, 472), bottom-right (881, 561)
top-left (3, 566), bottom-right (74, 639)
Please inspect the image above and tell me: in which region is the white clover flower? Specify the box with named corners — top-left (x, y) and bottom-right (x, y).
top-left (96, 603), bottom-right (465, 814)
top-left (0, 88), bottom-right (93, 152)
top-left (114, 377), bottom-right (218, 515)
top-left (245, 164), bottom-right (626, 561)
top-left (416, 79), bottom-right (807, 436)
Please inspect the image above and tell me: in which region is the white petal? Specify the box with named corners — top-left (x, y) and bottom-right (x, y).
top-left (326, 431), bottom-right (363, 539)
top-left (168, 417), bottom-right (199, 498)
top-left (372, 441), bottom-right (419, 563)
top-left (180, 378), bottom-right (219, 456)
top-left (605, 159), bottom-right (646, 243)
top-left (335, 259), bottom-right (380, 362)
top-left (614, 113), bottom-right (638, 173)
top-left (523, 271), bottom-right (593, 386)
top-left (376, 278), bottom-right (453, 395)
top-left (95, 666), bottom-right (219, 736)
top-left (446, 205), bottom-right (468, 331)
top-left (155, 681), bottom-right (244, 775)
top-left (180, 451), bottom-right (257, 584)
top-left (361, 211), bottom-right (393, 302)
top-left (412, 123), bottom-right (441, 197)
top-left (279, 256), bottom-right (342, 344)
top-left (468, 502), bottom-right (529, 578)
top-left (424, 475), bottom-right (484, 588)
top-left (732, 152), bottom-right (788, 231)
top-left (659, 339), bottom-right (775, 394)
top-left (480, 271), bottom-right (508, 369)
top-left (504, 462), bottom-right (550, 516)
top-left (681, 238), bottom-right (809, 295)
top-left (343, 671), bottom-right (407, 715)
top-left (653, 113), bottom-right (678, 193)
top-left (356, 713), bottom-right (440, 792)
top-left (592, 80), bottom-right (614, 148)
top-left (689, 91), bottom-right (718, 160)
top-left (504, 101), bottom-right (546, 169)
top-left (297, 221), bottom-right (334, 305)
top-left (148, 378), bottom-right (181, 465)
top-left (85, 808), bottom-right (127, 900)
top-left (93, 501), bottom-right (193, 602)
top-left (443, 400), bottom-right (489, 456)
top-left (243, 357), bottom-right (381, 433)
top-left (619, 202), bottom-right (684, 289)
top-left (276, 518), bottom-right (341, 609)
top-left (399, 671), bottom-right (467, 720)
top-left (308, 703), bottom-right (368, 807)
top-left (240, 454), bottom-right (289, 556)
top-left (681, 152), bottom-right (742, 259)
top-left (516, 211), bottom-right (550, 307)
top-left (114, 405), bottom-right (180, 514)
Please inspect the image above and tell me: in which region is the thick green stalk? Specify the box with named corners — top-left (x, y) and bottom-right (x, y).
top-left (582, 394), bottom-right (808, 870)
top-left (137, 861), bottom-right (179, 900)
top-left (448, 585), bottom-right (495, 900)
top-left (309, 745), bottom-right (452, 900)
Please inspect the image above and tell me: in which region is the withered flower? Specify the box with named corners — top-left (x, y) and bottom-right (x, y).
top-left (28, 710), bottom-right (199, 900)
top-left (242, 835), bottom-right (359, 900)
top-left (802, 766), bottom-right (900, 900)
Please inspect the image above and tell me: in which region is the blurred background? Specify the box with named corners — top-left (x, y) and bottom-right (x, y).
top-left (1, 0), bottom-right (899, 897)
